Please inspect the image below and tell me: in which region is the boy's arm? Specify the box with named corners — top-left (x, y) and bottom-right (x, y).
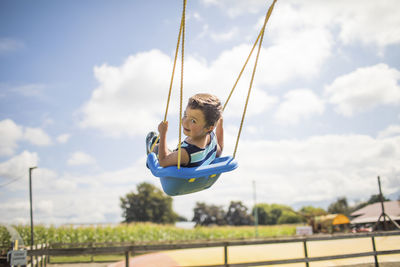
top-left (158, 121), bottom-right (189, 167)
top-left (216, 117), bottom-right (224, 157)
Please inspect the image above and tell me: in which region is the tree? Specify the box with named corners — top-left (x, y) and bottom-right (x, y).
top-left (351, 194), bottom-right (391, 213)
top-left (253, 203), bottom-right (296, 225)
top-left (120, 182), bottom-right (178, 223)
top-left (192, 202), bottom-right (226, 226)
top-left (328, 197), bottom-right (349, 215)
top-left (299, 206), bottom-right (327, 220)
top-left (367, 194), bottom-right (390, 204)
top-left (225, 201), bottom-right (253, 226)
top-left (277, 210), bottom-right (303, 224)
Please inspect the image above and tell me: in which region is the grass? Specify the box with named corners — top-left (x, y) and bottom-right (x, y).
top-left (49, 254), bottom-right (126, 263)
top-left (1, 223), bottom-right (298, 248)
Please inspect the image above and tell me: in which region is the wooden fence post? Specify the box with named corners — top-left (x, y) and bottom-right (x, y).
top-left (303, 239), bottom-right (309, 267)
top-left (90, 243), bottom-right (94, 262)
top-left (46, 243), bottom-right (50, 265)
top-left (224, 243), bottom-right (228, 267)
top-left (40, 245), bottom-right (43, 267)
top-left (35, 244), bottom-right (38, 267)
top-left (371, 236), bottom-right (379, 267)
top-left (125, 250), bottom-right (130, 267)
top-left (44, 243), bottom-right (47, 267)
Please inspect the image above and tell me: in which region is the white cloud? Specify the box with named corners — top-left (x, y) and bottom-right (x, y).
top-left (274, 89), bottom-right (325, 125)
top-left (206, 0), bottom-right (400, 49)
top-left (210, 28), bottom-right (239, 43)
top-left (173, 133), bottom-right (400, 219)
top-left (80, 49), bottom-right (172, 137)
top-left (281, 0), bottom-right (400, 48)
top-left (237, 134), bottom-right (400, 202)
top-left (258, 6), bottom-right (333, 85)
top-left (0, 119), bottom-right (52, 156)
top-left (2, 133), bottom-right (399, 224)
top-left (56, 133), bottom-right (71, 144)
top-left (0, 119), bottom-right (23, 156)
top-left (192, 12), bottom-right (203, 22)
top-left (333, 0), bottom-right (400, 48)
top-left (23, 127), bottom-right (52, 146)
top-left (67, 151), bottom-right (97, 166)
top-left (0, 151), bottom-right (39, 187)
top-left (378, 125), bottom-right (400, 139)
top-left (80, 46), bottom-right (285, 137)
top-left (1, 156), bottom-right (151, 225)
top-left (325, 64), bottom-right (400, 117)
top-left (201, 0), bottom-right (266, 18)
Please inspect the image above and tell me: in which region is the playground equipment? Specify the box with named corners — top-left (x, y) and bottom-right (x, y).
top-left (147, 0), bottom-right (278, 196)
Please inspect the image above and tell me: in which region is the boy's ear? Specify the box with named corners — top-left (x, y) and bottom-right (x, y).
top-left (205, 125), bottom-right (215, 133)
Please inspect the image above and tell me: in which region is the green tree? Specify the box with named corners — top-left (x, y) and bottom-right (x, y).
top-left (367, 194), bottom-right (390, 204)
top-left (351, 194), bottom-right (391, 213)
top-left (299, 206), bottom-right (327, 220)
top-left (192, 202), bottom-right (226, 226)
top-left (254, 203), bottom-right (295, 225)
top-left (277, 210), bottom-right (303, 224)
top-left (328, 197), bottom-right (349, 215)
top-left (120, 182), bottom-right (178, 223)
top-left (225, 201), bottom-right (253, 226)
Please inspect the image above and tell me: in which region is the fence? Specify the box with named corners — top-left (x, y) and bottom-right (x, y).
top-left (27, 244), bottom-right (48, 267)
top-left (27, 231), bottom-right (400, 267)
top-left (1, 243), bottom-right (48, 267)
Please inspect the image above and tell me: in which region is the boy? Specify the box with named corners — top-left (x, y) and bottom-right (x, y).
top-left (146, 93), bottom-right (224, 168)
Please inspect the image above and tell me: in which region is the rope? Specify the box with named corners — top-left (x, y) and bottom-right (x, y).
top-left (150, 0), bottom-right (187, 154)
top-left (223, 29), bottom-right (263, 112)
top-left (177, 0), bottom-right (187, 169)
top-left (232, 0), bottom-right (277, 158)
top-left (152, 0), bottom-right (277, 163)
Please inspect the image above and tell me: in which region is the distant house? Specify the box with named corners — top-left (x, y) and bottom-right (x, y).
top-left (350, 200), bottom-right (400, 229)
top-left (312, 214), bottom-right (350, 233)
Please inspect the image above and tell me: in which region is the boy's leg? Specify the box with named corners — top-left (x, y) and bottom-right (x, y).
top-left (145, 132), bottom-right (159, 169)
top-left (146, 132), bottom-right (159, 155)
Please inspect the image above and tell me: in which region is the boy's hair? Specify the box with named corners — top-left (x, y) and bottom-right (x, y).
top-left (187, 93), bottom-right (222, 127)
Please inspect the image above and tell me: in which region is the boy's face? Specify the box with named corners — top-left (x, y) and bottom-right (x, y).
top-left (182, 107), bottom-right (213, 138)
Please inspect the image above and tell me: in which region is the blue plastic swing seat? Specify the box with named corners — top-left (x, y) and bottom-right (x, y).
top-left (147, 152), bottom-right (238, 196)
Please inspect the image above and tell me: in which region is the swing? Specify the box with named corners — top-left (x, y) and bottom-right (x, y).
top-left (147, 153), bottom-right (237, 196)
top-left (147, 0), bottom-right (278, 196)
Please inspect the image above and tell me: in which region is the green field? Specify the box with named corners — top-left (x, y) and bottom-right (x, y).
top-left (1, 223), bottom-right (298, 248)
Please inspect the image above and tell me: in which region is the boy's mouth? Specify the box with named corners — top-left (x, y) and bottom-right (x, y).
top-left (183, 127), bottom-right (190, 132)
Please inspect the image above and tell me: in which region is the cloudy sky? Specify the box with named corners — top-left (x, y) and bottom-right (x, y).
top-left (1, 0), bottom-right (399, 225)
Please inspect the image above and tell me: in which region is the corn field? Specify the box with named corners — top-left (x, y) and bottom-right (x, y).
top-left (0, 223), bottom-right (298, 248)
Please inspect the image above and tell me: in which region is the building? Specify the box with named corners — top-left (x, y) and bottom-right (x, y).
top-left (312, 214), bottom-right (350, 233)
top-left (350, 200), bottom-right (400, 230)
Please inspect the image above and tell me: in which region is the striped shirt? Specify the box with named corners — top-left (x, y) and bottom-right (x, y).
top-left (177, 132), bottom-right (218, 167)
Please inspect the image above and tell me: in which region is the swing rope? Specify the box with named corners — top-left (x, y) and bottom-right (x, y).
top-left (230, 0), bottom-right (278, 158)
top-left (177, 0), bottom-right (186, 169)
top-left (152, 0), bottom-right (277, 165)
top-left (150, 0), bottom-right (187, 163)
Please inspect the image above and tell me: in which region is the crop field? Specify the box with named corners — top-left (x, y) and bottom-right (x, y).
top-left (1, 223), bottom-right (298, 248)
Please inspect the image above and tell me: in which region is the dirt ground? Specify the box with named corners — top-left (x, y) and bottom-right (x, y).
top-left (341, 264), bottom-right (400, 267)
top-left (48, 262), bottom-right (400, 267)
top-left (48, 263), bottom-right (110, 267)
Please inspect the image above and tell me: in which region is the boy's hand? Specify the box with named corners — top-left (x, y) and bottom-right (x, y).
top-left (158, 121), bottom-right (168, 137)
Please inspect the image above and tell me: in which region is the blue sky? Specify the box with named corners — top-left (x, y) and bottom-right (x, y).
top-left (1, 0), bottom-right (400, 225)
